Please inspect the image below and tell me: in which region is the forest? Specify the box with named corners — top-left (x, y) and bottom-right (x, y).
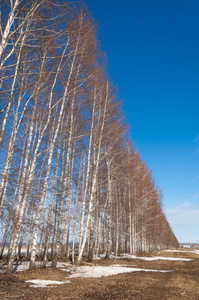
top-left (0, 0), bottom-right (179, 273)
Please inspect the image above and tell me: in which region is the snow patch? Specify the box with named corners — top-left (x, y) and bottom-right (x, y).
top-left (166, 250), bottom-right (189, 253)
top-left (135, 256), bottom-right (192, 262)
top-left (166, 249), bottom-right (199, 255)
top-left (0, 261), bottom-right (71, 272)
top-left (105, 253), bottom-right (193, 261)
top-left (166, 250), bottom-right (199, 255)
top-left (109, 264), bottom-right (137, 267)
top-left (25, 279), bottom-right (71, 288)
top-left (57, 262), bottom-right (71, 268)
top-left (94, 253), bottom-right (192, 261)
top-left (62, 265), bottom-right (172, 278)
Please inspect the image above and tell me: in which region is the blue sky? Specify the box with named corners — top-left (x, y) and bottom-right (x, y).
top-left (85, 0), bottom-right (199, 243)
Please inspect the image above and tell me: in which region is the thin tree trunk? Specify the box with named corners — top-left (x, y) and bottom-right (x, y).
top-left (78, 82), bottom-right (109, 263)
top-left (43, 144), bottom-right (61, 266)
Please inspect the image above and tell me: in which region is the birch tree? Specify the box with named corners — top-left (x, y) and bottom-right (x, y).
top-left (0, 1), bottom-right (179, 270)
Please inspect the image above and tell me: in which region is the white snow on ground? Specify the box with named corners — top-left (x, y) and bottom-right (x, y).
top-left (166, 250), bottom-right (191, 252)
top-left (109, 264), bottom-right (137, 267)
top-left (57, 262), bottom-right (71, 268)
top-left (134, 256), bottom-right (192, 262)
top-left (166, 249), bottom-right (199, 255)
top-left (0, 253), bottom-right (192, 274)
top-left (25, 279), bottom-right (71, 288)
top-left (24, 264), bottom-right (172, 287)
top-left (63, 265), bottom-right (172, 278)
top-left (0, 251), bottom-right (194, 276)
top-left (120, 253), bottom-right (193, 261)
top-left (0, 261), bottom-right (71, 273)
top-left (93, 254), bottom-right (106, 260)
top-left (95, 253), bottom-right (193, 261)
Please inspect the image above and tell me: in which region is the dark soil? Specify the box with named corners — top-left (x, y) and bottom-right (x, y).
top-left (0, 250), bottom-right (199, 299)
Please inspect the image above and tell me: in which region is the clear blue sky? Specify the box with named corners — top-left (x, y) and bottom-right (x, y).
top-left (85, 0), bottom-right (199, 243)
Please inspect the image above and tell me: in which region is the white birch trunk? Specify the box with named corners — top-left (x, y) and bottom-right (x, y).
top-left (43, 144), bottom-right (61, 266)
top-left (78, 94), bottom-right (96, 253)
top-left (0, 31), bottom-right (28, 211)
top-left (30, 31), bottom-right (79, 268)
top-left (62, 143), bottom-right (75, 257)
top-left (106, 158), bottom-right (113, 259)
top-left (7, 104), bottom-right (36, 272)
top-left (71, 159), bottom-right (82, 264)
top-left (115, 191), bottom-right (119, 256)
top-left (7, 49), bottom-right (48, 272)
top-left (78, 82), bottom-right (109, 263)
top-left (0, 0), bottom-right (20, 60)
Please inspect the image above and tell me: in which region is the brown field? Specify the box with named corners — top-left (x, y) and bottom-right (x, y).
top-left (0, 250), bottom-right (199, 299)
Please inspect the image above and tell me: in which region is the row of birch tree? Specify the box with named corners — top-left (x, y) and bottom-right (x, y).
top-left (0, 0), bottom-right (179, 272)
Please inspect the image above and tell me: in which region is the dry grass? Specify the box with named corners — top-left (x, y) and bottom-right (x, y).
top-left (0, 250), bottom-right (199, 299)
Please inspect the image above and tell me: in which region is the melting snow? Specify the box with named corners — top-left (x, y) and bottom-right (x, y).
top-left (62, 265), bottom-right (172, 278)
top-left (133, 256), bottom-right (192, 262)
top-left (25, 279), bottom-right (71, 288)
top-left (0, 261), bottom-right (71, 273)
top-left (166, 249), bottom-right (199, 255)
top-left (0, 250), bottom-right (194, 277)
top-left (95, 253), bottom-right (192, 261)
top-left (109, 264), bottom-right (137, 267)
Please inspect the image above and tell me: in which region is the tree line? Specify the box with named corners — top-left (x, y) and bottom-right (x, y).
top-left (0, 0), bottom-right (179, 273)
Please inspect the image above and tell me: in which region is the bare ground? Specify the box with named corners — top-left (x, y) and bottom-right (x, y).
top-left (0, 250), bottom-right (199, 299)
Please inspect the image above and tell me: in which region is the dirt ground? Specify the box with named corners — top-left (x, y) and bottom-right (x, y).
top-left (0, 250), bottom-right (199, 299)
